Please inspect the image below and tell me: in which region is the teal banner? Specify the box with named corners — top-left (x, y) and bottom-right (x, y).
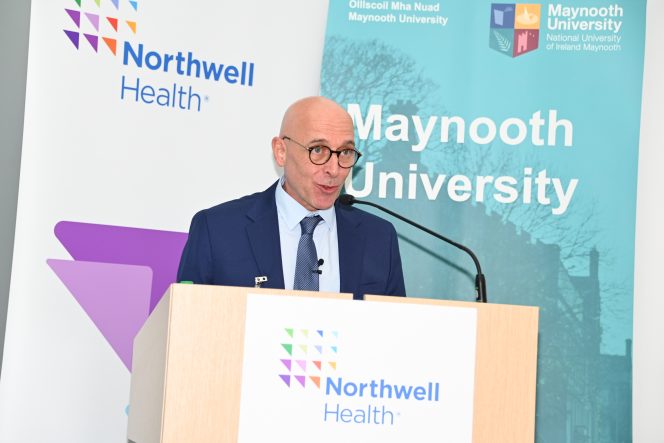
top-left (322, 1), bottom-right (646, 441)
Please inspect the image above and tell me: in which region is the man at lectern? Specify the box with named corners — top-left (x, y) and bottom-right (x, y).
top-left (177, 96), bottom-right (405, 299)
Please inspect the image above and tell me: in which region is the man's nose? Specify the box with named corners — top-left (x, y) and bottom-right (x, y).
top-left (323, 156), bottom-right (340, 176)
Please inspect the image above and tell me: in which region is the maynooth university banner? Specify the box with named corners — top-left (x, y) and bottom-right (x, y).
top-left (323, 1), bottom-right (645, 442)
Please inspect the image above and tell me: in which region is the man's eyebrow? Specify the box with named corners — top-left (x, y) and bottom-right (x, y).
top-left (308, 138), bottom-right (356, 147)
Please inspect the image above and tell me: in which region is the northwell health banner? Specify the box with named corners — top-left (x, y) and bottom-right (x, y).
top-left (0, 1), bottom-right (646, 443)
top-left (0, 0), bottom-right (329, 441)
top-left (322, 1), bottom-right (645, 442)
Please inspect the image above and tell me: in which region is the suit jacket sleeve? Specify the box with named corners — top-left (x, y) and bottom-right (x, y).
top-left (177, 210), bottom-right (213, 284)
top-left (386, 223), bottom-right (406, 297)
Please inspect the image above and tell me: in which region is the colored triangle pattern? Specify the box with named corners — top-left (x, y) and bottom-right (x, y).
top-left (53, 221), bottom-right (188, 313)
top-left (84, 33), bottom-right (98, 53)
top-left (65, 9), bottom-right (81, 28)
top-left (280, 359), bottom-right (292, 371)
top-left (309, 376), bottom-right (321, 388)
top-left (284, 328), bottom-right (293, 338)
top-left (317, 330), bottom-right (324, 337)
top-left (103, 37), bottom-right (117, 55)
top-left (85, 13), bottom-right (100, 31)
top-left (300, 329), bottom-right (308, 338)
top-left (296, 359), bottom-right (307, 371)
top-left (331, 346), bottom-right (337, 353)
top-left (111, 0), bottom-right (119, 9)
top-left (47, 259), bottom-right (152, 370)
top-left (294, 375), bottom-right (306, 387)
top-left (281, 343), bottom-right (292, 355)
top-left (299, 344), bottom-right (308, 354)
top-left (94, 0), bottom-right (101, 6)
top-left (333, 331), bottom-right (339, 338)
top-left (126, 20), bottom-right (137, 34)
top-left (106, 17), bottom-right (118, 31)
top-left (329, 361), bottom-right (337, 370)
top-left (315, 345), bottom-right (323, 354)
top-left (313, 360), bottom-right (322, 370)
top-left (64, 30), bottom-right (80, 49)
top-left (129, 0), bottom-right (138, 11)
top-left (74, 0), bottom-right (81, 6)
top-left (279, 375), bottom-right (291, 387)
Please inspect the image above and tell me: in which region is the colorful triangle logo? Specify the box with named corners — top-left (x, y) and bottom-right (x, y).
top-left (279, 374), bottom-right (291, 387)
top-left (314, 345), bottom-right (323, 354)
top-left (84, 33), bottom-right (98, 52)
top-left (299, 344), bottom-right (308, 354)
top-left (284, 328), bottom-right (293, 338)
top-left (329, 361), bottom-right (337, 370)
top-left (129, 0), bottom-right (138, 11)
top-left (313, 360), bottom-right (322, 370)
top-left (294, 375), bottom-right (306, 387)
top-left (73, 0), bottom-right (81, 6)
top-left (281, 343), bottom-right (292, 355)
top-left (64, 30), bottom-right (80, 49)
top-left (65, 9), bottom-right (81, 28)
top-left (106, 17), bottom-right (118, 31)
top-left (309, 376), bottom-right (321, 388)
top-left (111, 0), bottom-right (119, 9)
top-left (280, 359), bottom-right (292, 371)
top-left (300, 329), bottom-right (309, 338)
top-left (317, 330), bottom-right (324, 337)
top-left (126, 20), bottom-right (137, 34)
top-left (102, 37), bottom-right (117, 55)
top-left (296, 359), bottom-right (307, 371)
top-left (85, 13), bottom-right (100, 31)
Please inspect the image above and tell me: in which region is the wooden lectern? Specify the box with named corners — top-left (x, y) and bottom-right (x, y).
top-left (127, 284), bottom-right (538, 443)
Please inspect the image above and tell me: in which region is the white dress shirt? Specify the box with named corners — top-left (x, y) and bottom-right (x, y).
top-left (275, 177), bottom-right (340, 292)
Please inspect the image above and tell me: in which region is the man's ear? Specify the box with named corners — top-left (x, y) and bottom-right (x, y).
top-left (272, 136), bottom-right (286, 167)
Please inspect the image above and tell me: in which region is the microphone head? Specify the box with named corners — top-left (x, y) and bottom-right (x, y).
top-left (338, 194), bottom-right (356, 206)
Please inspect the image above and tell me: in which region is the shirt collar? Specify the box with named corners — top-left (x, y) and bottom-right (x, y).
top-left (275, 176), bottom-right (336, 232)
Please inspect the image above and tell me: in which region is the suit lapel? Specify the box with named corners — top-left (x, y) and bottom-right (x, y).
top-left (336, 203), bottom-right (364, 295)
top-left (246, 183), bottom-right (285, 289)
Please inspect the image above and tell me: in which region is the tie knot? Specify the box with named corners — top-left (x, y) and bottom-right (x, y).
top-left (300, 215), bottom-right (322, 235)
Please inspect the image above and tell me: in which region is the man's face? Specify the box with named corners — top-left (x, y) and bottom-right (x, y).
top-left (273, 100), bottom-right (355, 211)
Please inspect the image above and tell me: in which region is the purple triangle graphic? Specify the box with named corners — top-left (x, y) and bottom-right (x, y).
top-left (279, 374), bottom-right (291, 387)
top-left (54, 221), bottom-right (188, 312)
top-left (296, 359), bottom-right (307, 371)
top-left (65, 9), bottom-right (81, 27)
top-left (315, 345), bottom-right (323, 354)
top-left (129, 0), bottom-right (138, 11)
top-left (85, 13), bottom-right (100, 31)
top-left (47, 259), bottom-right (152, 371)
top-left (64, 30), bottom-right (80, 49)
top-left (84, 33), bottom-right (98, 52)
top-left (295, 375), bottom-right (306, 387)
top-left (317, 330), bottom-right (323, 337)
top-left (280, 359), bottom-right (292, 371)
top-left (111, 0), bottom-right (119, 9)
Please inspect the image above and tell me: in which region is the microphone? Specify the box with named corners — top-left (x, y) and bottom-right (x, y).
top-left (312, 258), bottom-right (324, 275)
top-left (338, 194), bottom-right (487, 303)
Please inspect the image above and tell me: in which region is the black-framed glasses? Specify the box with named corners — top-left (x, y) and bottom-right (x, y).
top-left (282, 136), bottom-right (362, 168)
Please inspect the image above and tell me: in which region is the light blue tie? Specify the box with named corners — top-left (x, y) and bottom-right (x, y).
top-left (293, 215), bottom-right (322, 291)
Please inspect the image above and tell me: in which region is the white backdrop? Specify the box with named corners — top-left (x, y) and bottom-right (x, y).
top-left (0, 0), bottom-right (329, 441)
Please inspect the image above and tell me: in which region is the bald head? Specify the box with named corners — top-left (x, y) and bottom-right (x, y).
top-left (272, 96), bottom-right (356, 211)
top-left (279, 96), bottom-right (354, 138)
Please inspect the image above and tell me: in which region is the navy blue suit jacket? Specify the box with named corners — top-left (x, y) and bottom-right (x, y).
top-left (177, 182), bottom-right (406, 299)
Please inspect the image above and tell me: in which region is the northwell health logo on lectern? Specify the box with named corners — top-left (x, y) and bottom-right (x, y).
top-left (279, 328), bottom-right (338, 389)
